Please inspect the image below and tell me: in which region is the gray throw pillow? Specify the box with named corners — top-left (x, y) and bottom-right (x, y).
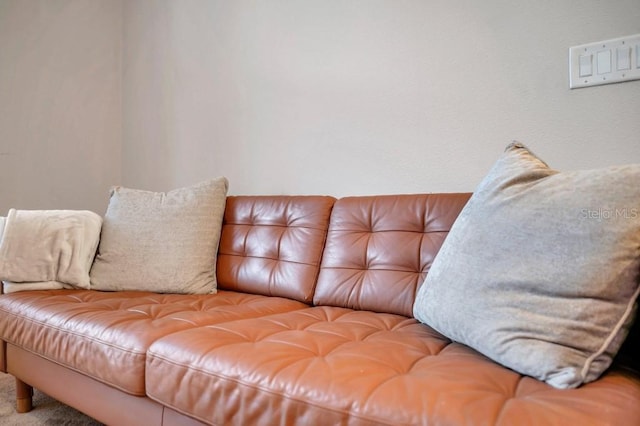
top-left (90, 177), bottom-right (228, 294)
top-left (413, 142), bottom-right (640, 389)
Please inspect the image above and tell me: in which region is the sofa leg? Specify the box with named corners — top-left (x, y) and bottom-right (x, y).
top-left (15, 378), bottom-right (33, 413)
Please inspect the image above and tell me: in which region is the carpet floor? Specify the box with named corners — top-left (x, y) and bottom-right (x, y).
top-left (0, 373), bottom-right (102, 425)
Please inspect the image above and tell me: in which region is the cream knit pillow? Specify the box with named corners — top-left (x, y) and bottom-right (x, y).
top-left (90, 178), bottom-right (228, 294)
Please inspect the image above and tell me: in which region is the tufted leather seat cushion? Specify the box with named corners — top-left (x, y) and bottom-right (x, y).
top-left (217, 196), bottom-right (335, 303)
top-left (146, 306), bottom-right (640, 425)
top-left (313, 193), bottom-right (470, 316)
top-left (0, 195), bottom-right (334, 397)
top-left (0, 289), bottom-right (307, 395)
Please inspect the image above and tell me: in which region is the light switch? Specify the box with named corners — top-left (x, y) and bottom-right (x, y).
top-left (597, 50), bottom-right (611, 74)
top-left (579, 55), bottom-right (593, 77)
top-left (569, 34), bottom-right (640, 88)
top-left (617, 47), bottom-right (631, 70)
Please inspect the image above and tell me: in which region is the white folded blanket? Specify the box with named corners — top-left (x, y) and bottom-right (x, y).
top-left (0, 209), bottom-right (102, 293)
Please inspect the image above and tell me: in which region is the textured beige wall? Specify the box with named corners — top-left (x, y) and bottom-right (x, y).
top-left (2, 1), bottom-right (639, 209)
top-left (122, 0), bottom-right (640, 196)
top-left (0, 0), bottom-right (122, 213)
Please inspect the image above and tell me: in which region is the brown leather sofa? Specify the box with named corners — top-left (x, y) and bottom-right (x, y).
top-left (0, 194), bottom-right (639, 425)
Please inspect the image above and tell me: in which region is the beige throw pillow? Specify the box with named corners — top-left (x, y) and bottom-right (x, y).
top-left (90, 177), bottom-right (229, 294)
top-left (413, 143), bottom-right (640, 389)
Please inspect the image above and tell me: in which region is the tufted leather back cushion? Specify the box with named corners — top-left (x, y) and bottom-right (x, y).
top-left (217, 196), bottom-right (335, 303)
top-left (313, 193), bottom-right (471, 317)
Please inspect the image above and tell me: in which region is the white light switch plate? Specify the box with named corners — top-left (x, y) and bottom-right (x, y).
top-left (569, 34), bottom-right (640, 89)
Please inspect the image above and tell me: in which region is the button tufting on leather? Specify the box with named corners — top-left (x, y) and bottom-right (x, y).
top-left (217, 196), bottom-right (335, 303)
top-left (0, 289), bottom-right (308, 396)
top-left (314, 194), bottom-right (471, 317)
